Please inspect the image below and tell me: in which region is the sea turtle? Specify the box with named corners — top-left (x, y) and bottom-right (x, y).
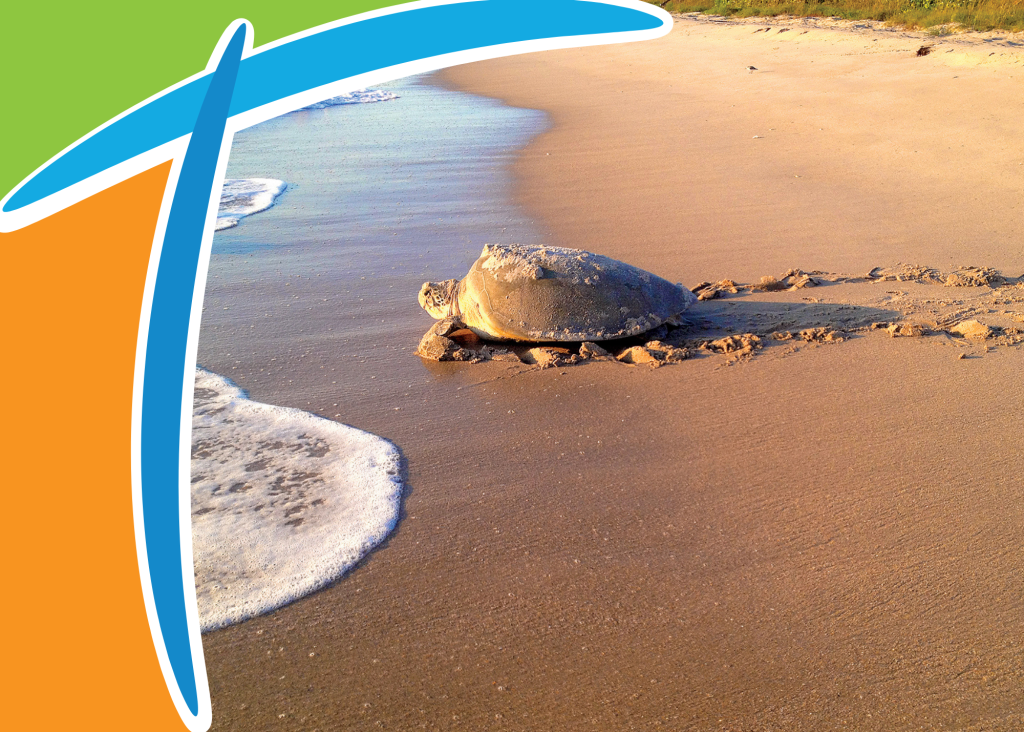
top-left (418, 243), bottom-right (697, 342)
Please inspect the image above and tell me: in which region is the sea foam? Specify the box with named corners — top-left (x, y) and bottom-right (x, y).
top-left (298, 88), bottom-right (399, 110)
top-left (216, 178), bottom-right (287, 231)
top-left (190, 368), bottom-right (403, 631)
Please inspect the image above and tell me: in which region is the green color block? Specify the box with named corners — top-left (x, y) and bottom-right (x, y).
top-left (1, 1), bottom-right (412, 203)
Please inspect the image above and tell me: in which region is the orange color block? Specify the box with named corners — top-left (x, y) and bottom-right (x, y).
top-left (2, 162), bottom-right (188, 729)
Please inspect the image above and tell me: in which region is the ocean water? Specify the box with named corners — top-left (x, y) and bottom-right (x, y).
top-left (298, 88), bottom-right (399, 110)
top-left (198, 74), bottom-right (546, 408)
top-left (214, 90), bottom-right (400, 231)
top-left (195, 76), bottom-right (547, 628)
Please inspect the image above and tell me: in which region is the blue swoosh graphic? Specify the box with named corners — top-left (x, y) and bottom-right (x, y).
top-left (3, 0), bottom-right (663, 214)
top-left (140, 22), bottom-right (247, 719)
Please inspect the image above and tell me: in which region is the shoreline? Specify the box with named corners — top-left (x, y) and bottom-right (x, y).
top-left (203, 17), bottom-right (1024, 731)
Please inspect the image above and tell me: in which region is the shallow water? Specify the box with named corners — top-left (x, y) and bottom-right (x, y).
top-left (194, 76), bottom-right (548, 626)
top-left (198, 75), bottom-right (547, 416)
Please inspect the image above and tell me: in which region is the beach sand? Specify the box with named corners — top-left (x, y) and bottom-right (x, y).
top-left (203, 16), bottom-right (1024, 731)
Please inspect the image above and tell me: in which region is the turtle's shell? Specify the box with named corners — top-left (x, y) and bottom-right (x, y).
top-left (454, 244), bottom-right (696, 341)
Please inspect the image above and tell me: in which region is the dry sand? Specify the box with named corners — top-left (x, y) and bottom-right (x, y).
top-left (203, 16), bottom-right (1024, 731)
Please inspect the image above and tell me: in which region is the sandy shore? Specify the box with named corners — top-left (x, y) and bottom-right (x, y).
top-left (203, 16), bottom-right (1024, 731)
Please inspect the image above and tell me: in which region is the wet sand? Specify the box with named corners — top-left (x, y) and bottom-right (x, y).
top-left (203, 16), bottom-right (1024, 731)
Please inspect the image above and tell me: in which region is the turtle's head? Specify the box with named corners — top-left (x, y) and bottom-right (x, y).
top-left (418, 279), bottom-right (460, 319)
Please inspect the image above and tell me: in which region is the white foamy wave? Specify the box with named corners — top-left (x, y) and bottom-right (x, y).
top-left (215, 178), bottom-right (287, 231)
top-left (190, 368), bottom-right (403, 631)
top-left (299, 88), bottom-right (399, 110)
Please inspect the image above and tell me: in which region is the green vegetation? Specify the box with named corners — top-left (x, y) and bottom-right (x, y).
top-left (647, 0), bottom-right (1024, 33)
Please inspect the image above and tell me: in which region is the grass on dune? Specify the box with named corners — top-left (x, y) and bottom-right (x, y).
top-left (648, 0), bottom-right (1024, 33)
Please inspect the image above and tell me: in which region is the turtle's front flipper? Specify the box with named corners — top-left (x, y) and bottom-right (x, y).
top-left (415, 317), bottom-right (476, 362)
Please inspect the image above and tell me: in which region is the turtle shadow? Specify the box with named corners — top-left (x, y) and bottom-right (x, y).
top-left (676, 299), bottom-right (901, 339)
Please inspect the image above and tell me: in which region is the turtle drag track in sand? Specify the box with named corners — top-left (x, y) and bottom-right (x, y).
top-left (417, 263), bottom-right (1024, 369)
